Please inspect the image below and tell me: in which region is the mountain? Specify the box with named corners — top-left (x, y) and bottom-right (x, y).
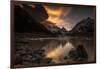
top-left (14, 4), bottom-right (51, 33)
top-left (43, 21), bottom-right (67, 35)
top-left (14, 4), bottom-right (94, 37)
top-left (70, 17), bottom-right (95, 36)
top-left (14, 4), bottom-right (67, 37)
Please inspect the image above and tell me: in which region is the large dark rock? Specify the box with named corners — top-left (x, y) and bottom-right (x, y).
top-left (69, 45), bottom-right (88, 61)
top-left (68, 48), bottom-right (78, 60)
top-left (76, 45), bottom-right (88, 60)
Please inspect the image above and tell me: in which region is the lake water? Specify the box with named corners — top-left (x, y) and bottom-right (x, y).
top-left (15, 36), bottom-right (95, 65)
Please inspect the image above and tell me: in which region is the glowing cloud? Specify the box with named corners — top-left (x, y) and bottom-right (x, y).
top-left (44, 5), bottom-right (72, 31)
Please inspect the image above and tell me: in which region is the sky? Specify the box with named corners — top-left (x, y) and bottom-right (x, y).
top-left (43, 4), bottom-right (95, 31)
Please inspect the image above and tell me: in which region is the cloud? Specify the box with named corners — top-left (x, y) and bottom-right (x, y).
top-left (43, 5), bottom-right (72, 31)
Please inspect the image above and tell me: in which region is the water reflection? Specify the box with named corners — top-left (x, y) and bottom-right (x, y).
top-left (44, 42), bottom-right (74, 63)
top-left (15, 37), bottom-right (95, 65)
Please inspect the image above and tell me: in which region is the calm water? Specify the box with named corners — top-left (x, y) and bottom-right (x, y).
top-left (15, 36), bottom-right (95, 65)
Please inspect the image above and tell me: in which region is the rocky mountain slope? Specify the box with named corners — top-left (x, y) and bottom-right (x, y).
top-left (70, 17), bottom-right (95, 36)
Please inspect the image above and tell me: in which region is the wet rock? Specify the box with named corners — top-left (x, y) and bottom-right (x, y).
top-left (76, 45), bottom-right (88, 61)
top-left (17, 50), bottom-right (26, 55)
top-left (15, 54), bottom-right (23, 65)
top-left (22, 55), bottom-right (32, 61)
top-left (22, 61), bottom-right (32, 65)
top-left (69, 48), bottom-right (78, 60)
top-left (63, 56), bottom-right (68, 60)
top-left (69, 45), bottom-right (88, 61)
top-left (32, 49), bottom-right (45, 57)
top-left (15, 46), bottom-right (52, 65)
top-left (41, 58), bottom-right (52, 64)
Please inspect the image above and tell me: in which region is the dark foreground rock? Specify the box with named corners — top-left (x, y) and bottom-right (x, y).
top-left (68, 45), bottom-right (88, 61)
top-left (15, 46), bottom-right (52, 65)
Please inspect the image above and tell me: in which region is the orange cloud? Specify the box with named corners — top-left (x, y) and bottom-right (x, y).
top-left (43, 5), bottom-right (72, 31)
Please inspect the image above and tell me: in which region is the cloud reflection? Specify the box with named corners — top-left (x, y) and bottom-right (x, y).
top-left (45, 41), bottom-right (74, 63)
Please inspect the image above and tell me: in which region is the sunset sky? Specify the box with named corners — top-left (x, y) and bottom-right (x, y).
top-left (43, 4), bottom-right (95, 31)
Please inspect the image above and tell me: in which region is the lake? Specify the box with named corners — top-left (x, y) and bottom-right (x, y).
top-left (15, 36), bottom-right (95, 66)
